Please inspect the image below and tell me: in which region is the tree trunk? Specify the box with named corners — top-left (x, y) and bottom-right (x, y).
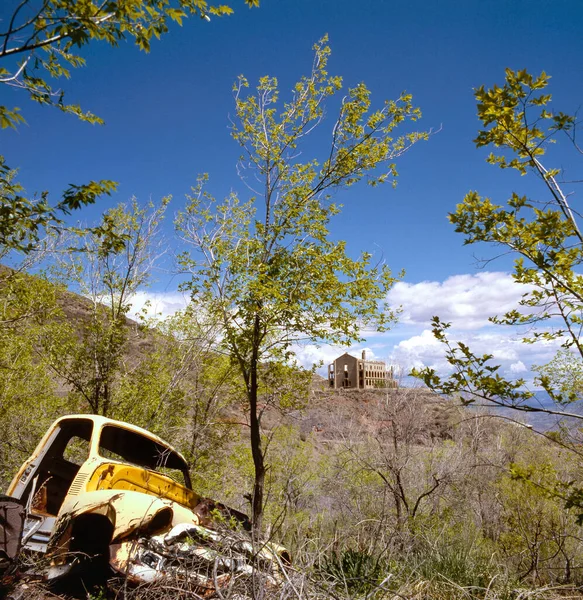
top-left (249, 315), bottom-right (265, 540)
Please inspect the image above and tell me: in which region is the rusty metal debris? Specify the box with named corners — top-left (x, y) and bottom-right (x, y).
top-left (1, 415), bottom-right (289, 595)
top-left (110, 522), bottom-right (281, 592)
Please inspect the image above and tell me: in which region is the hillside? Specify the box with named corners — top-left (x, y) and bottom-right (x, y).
top-left (259, 387), bottom-right (459, 443)
top-left (17, 268), bottom-right (459, 445)
top-left (0, 265), bottom-right (519, 447)
top-left (1, 265), bottom-right (564, 443)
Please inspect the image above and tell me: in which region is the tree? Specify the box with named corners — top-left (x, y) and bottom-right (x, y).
top-left (44, 197), bottom-right (169, 417)
top-left (411, 70), bottom-right (583, 524)
top-left (0, 0), bottom-right (258, 253)
top-left (0, 0), bottom-right (257, 125)
top-left (335, 389), bottom-right (463, 550)
top-left (533, 348), bottom-right (583, 404)
top-left (0, 156), bottom-right (120, 254)
top-left (0, 267), bottom-right (67, 488)
top-left (176, 36), bottom-right (429, 535)
top-left (142, 304), bottom-right (243, 473)
top-left (413, 69), bottom-right (583, 420)
top-left (496, 445), bottom-right (583, 585)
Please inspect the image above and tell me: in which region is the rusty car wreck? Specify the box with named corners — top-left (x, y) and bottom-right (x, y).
top-left (1, 415), bottom-right (288, 593)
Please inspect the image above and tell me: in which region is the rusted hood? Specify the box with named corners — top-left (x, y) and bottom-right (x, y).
top-left (55, 489), bottom-right (200, 543)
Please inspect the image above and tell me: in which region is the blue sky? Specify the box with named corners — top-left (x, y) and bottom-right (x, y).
top-left (3, 0), bottom-right (583, 382)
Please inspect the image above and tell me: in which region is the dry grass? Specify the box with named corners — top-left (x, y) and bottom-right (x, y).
top-left (3, 566), bottom-right (583, 600)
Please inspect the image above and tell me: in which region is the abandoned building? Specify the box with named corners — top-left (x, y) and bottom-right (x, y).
top-left (328, 351), bottom-right (397, 390)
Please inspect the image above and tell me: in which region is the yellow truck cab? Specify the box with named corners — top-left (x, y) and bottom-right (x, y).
top-left (7, 415), bottom-right (197, 554)
top-left (5, 415), bottom-right (285, 589)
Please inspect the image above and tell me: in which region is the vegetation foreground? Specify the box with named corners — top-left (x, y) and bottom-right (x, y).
top-left (2, 2), bottom-right (583, 598)
top-left (3, 358), bottom-right (583, 599)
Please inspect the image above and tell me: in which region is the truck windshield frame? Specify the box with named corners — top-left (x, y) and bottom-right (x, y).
top-left (97, 425), bottom-right (191, 489)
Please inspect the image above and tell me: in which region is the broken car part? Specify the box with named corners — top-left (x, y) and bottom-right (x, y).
top-left (4, 415), bottom-right (288, 591)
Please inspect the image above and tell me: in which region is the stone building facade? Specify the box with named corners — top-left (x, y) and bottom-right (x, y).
top-left (327, 351), bottom-right (396, 390)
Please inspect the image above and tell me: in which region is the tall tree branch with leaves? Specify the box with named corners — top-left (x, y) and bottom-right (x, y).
top-left (0, 0), bottom-right (256, 125)
top-left (0, 0), bottom-right (257, 254)
top-left (176, 36), bottom-right (428, 536)
top-left (44, 197), bottom-right (169, 417)
top-left (414, 69), bottom-right (583, 418)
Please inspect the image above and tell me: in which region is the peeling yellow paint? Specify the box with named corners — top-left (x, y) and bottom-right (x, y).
top-left (87, 463), bottom-right (199, 509)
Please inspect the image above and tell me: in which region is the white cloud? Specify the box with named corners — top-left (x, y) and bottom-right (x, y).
top-left (390, 329), bottom-right (445, 371)
top-left (383, 272), bottom-right (542, 377)
top-left (292, 344), bottom-right (342, 368)
top-left (389, 326), bottom-right (562, 383)
top-left (291, 344), bottom-right (379, 371)
top-left (510, 361), bottom-right (527, 373)
top-left (125, 272), bottom-right (564, 386)
top-left (128, 291), bottom-right (189, 320)
top-left (388, 272), bottom-right (532, 330)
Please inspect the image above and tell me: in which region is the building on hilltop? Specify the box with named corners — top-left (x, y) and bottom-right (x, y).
top-left (327, 350), bottom-right (397, 390)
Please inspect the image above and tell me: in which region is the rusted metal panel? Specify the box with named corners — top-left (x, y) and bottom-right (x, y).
top-left (0, 496), bottom-right (25, 582)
